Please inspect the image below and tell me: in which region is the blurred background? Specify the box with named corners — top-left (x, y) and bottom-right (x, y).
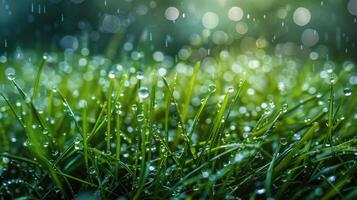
top-left (0, 0), bottom-right (357, 60)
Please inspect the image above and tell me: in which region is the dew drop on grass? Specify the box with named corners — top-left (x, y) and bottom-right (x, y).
top-left (52, 150), bottom-right (59, 157)
top-left (108, 72), bottom-right (116, 79)
top-left (137, 113), bottom-right (145, 122)
top-left (208, 84), bottom-right (216, 93)
top-left (328, 175), bottom-right (336, 183)
top-left (149, 166), bottom-right (155, 171)
top-left (329, 77), bottom-right (336, 84)
top-left (256, 188), bottom-right (266, 195)
top-left (280, 137), bottom-right (288, 145)
top-left (2, 157), bottom-right (10, 164)
top-left (7, 73), bottom-right (15, 81)
top-left (282, 103), bottom-right (288, 113)
top-left (138, 87), bottom-right (149, 99)
top-left (43, 141), bottom-right (49, 148)
top-left (202, 171), bottom-right (209, 178)
top-left (234, 153), bottom-right (244, 162)
top-left (293, 133), bottom-right (301, 140)
top-left (89, 167), bottom-right (96, 175)
top-left (74, 137), bottom-right (81, 150)
top-left (227, 87), bottom-right (234, 93)
top-left (344, 88), bottom-right (352, 96)
top-left (136, 71), bottom-right (144, 80)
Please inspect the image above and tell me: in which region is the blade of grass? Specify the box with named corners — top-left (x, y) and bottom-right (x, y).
top-left (274, 122), bottom-right (320, 174)
top-left (181, 62), bottom-right (200, 122)
top-left (32, 56), bottom-right (47, 101)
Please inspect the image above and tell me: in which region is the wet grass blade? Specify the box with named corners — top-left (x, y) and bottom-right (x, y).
top-left (265, 143), bottom-right (280, 198)
top-left (107, 77), bottom-right (115, 152)
top-left (182, 62), bottom-right (200, 122)
top-left (0, 93), bottom-right (26, 129)
top-left (274, 122), bottom-right (320, 174)
top-left (327, 81), bottom-right (334, 143)
top-left (32, 57), bottom-right (47, 101)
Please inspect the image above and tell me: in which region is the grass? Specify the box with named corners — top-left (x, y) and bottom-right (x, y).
top-left (0, 49), bottom-right (357, 199)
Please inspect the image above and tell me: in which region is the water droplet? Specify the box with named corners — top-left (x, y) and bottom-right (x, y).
top-left (280, 137), bottom-right (288, 145)
top-left (282, 104), bottom-right (288, 113)
top-left (329, 77), bottom-right (336, 84)
top-left (227, 87), bottom-right (234, 93)
top-left (208, 84), bottom-right (216, 93)
top-left (293, 133), bottom-right (301, 140)
top-left (137, 113), bottom-right (145, 121)
top-left (7, 73), bottom-right (15, 81)
top-left (314, 187), bottom-right (323, 196)
top-left (108, 72), bottom-right (116, 79)
top-left (89, 167), bottom-right (96, 175)
top-left (43, 130), bottom-right (49, 135)
top-left (344, 88), bottom-right (352, 96)
top-left (328, 176), bottom-right (336, 183)
top-left (43, 141), bottom-right (49, 148)
top-left (202, 171), bottom-right (209, 178)
top-left (2, 157), bottom-right (10, 164)
top-left (138, 87), bottom-right (149, 99)
top-left (256, 188), bottom-right (266, 195)
top-left (136, 71), bottom-right (144, 80)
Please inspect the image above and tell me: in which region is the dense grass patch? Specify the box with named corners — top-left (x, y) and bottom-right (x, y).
top-left (0, 50), bottom-right (357, 199)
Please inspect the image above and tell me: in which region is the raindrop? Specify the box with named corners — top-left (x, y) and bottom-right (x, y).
top-left (7, 73), bottom-right (15, 81)
top-left (256, 188), bottom-right (266, 195)
top-left (2, 157), bottom-right (10, 164)
top-left (43, 141), bottom-right (49, 148)
top-left (89, 167), bottom-right (96, 175)
top-left (227, 87), bottom-right (234, 93)
top-left (328, 176), bottom-right (336, 183)
top-left (136, 71), bottom-right (144, 80)
top-left (329, 77), bottom-right (336, 84)
top-left (202, 171), bottom-right (209, 178)
top-left (282, 103), bottom-right (288, 113)
top-left (208, 84), bottom-right (216, 93)
top-left (344, 88), bottom-right (352, 96)
top-left (137, 113), bottom-right (145, 121)
top-left (149, 166), bottom-right (155, 171)
top-left (108, 72), bottom-right (116, 79)
top-left (138, 87), bottom-right (149, 99)
top-left (280, 137), bottom-right (288, 145)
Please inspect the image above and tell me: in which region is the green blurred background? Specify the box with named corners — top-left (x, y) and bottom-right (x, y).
top-left (0, 0), bottom-right (357, 60)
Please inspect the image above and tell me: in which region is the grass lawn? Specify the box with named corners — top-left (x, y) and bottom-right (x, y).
top-left (0, 50), bottom-right (356, 199)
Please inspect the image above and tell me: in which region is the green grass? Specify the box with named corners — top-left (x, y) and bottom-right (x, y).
top-left (0, 50), bottom-right (357, 199)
